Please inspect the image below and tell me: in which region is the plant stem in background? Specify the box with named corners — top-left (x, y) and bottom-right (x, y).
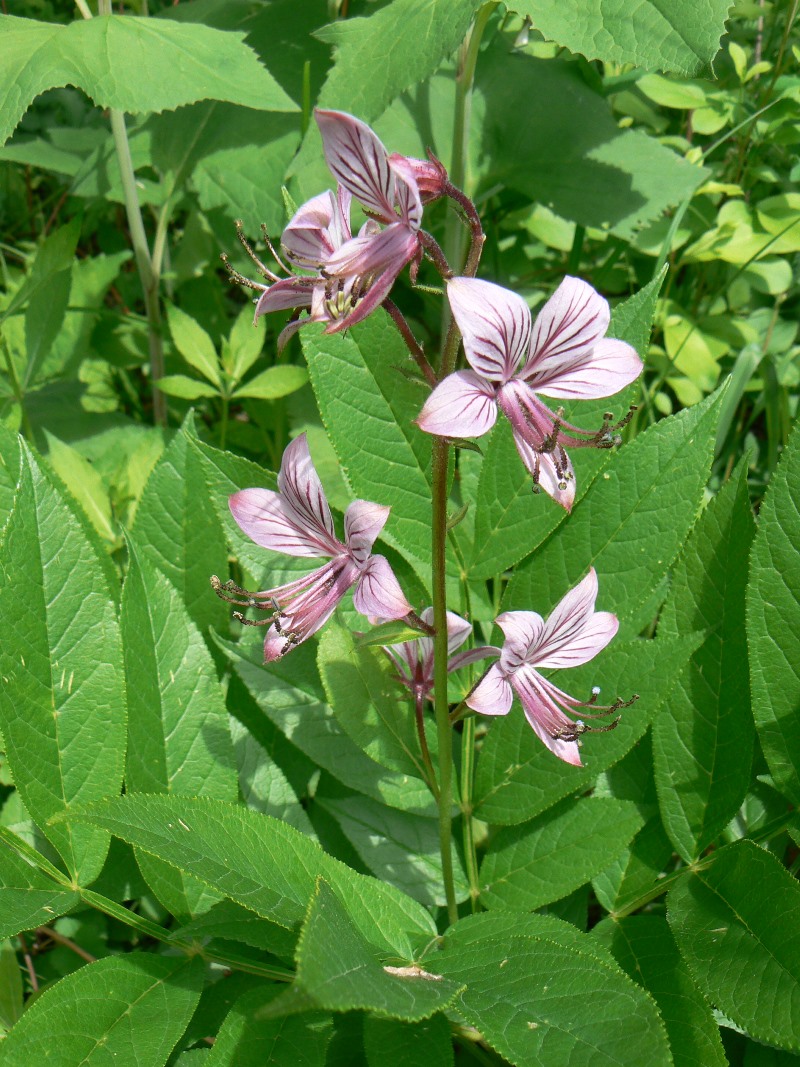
top-left (95, 0), bottom-right (167, 426)
top-left (444, 1), bottom-right (498, 275)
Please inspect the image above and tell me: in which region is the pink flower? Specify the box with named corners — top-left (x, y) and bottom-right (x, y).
top-left (466, 570), bottom-right (635, 766)
top-left (314, 109), bottom-right (424, 325)
top-left (216, 434), bottom-right (412, 662)
top-left (417, 277), bottom-right (643, 510)
top-left (252, 185), bottom-right (381, 349)
top-left (383, 607), bottom-right (472, 703)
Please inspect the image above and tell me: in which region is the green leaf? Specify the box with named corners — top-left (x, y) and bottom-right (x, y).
top-left (133, 418), bottom-right (229, 637)
top-left (653, 462), bottom-right (756, 861)
top-left (226, 306), bottom-right (266, 385)
top-left (0, 444), bottom-right (126, 883)
top-left (0, 940), bottom-right (23, 1032)
top-left (504, 385), bottom-right (725, 626)
top-left (747, 420), bottom-right (800, 805)
top-left (217, 634), bottom-right (437, 817)
top-left (356, 621), bottom-right (426, 649)
top-left (43, 432), bottom-right (117, 545)
top-left (301, 315), bottom-right (449, 587)
top-left (231, 717), bottom-right (315, 838)
top-left (508, 0), bottom-right (732, 73)
top-left (0, 219), bottom-right (78, 331)
top-left (171, 898), bottom-right (297, 960)
top-left (22, 222), bottom-right (79, 391)
top-left (318, 620), bottom-right (427, 780)
top-left (474, 634), bottom-right (700, 825)
top-left (0, 14), bottom-right (296, 147)
top-left (0, 953), bottom-right (204, 1065)
top-left (263, 879), bottom-right (462, 1022)
top-left (363, 1015), bottom-right (453, 1067)
top-left (290, 0), bottom-right (482, 194)
top-left (595, 915), bottom-right (727, 1067)
top-left (62, 794), bottom-right (437, 957)
top-left (668, 840), bottom-right (800, 1051)
top-left (156, 375), bottom-right (221, 399)
top-left (233, 365), bottom-right (309, 400)
top-left (320, 795), bottom-right (468, 908)
top-left (591, 812), bottom-right (674, 916)
top-left (0, 425), bottom-right (21, 525)
top-left (480, 797), bottom-right (644, 911)
top-left (166, 304), bottom-right (221, 386)
top-left (433, 913), bottom-right (672, 1067)
top-left (0, 846), bottom-right (79, 941)
top-left (181, 428), bottom-right (277, 582)
top-left (122, 537), bottom-right (237, 917)
top-left (469, 274), bottom-right (663, 579)
top-left (206, 986), bottom-right (332, 1067)
top-left (475, 41), bottom-right (708, 239)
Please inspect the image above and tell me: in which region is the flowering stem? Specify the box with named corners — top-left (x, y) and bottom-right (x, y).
top-left (382, 298), bottom-right (437, 386)
top-left (460, 714), bottom-right (480, 911)
top-left (431, 434), bottom-right (459, 924)
top-left (414, 693), bottom-right (440, 801)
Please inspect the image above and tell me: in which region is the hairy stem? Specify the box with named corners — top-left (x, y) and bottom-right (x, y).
top-left (414, 693), bottom-right (440, 801)
top-left (432, 435), bottom-right (459, 924)
top-left (382, 297), bottom-right (437, 386)
top-left (460, 715), bottom-right (480, 910)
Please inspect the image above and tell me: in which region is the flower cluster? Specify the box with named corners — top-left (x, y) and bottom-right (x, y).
top-left (218, 110), bottom-right (640, 764)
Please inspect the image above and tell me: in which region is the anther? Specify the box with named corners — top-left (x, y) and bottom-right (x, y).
top-left (220, 253), bottom-right (267, 293)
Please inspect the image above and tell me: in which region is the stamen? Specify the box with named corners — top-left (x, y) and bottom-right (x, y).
top-left (232, 611), bottom-right (276, 628)
top-left (220, 253), bottom-right (267, 293)
top-left (260, 223), bottom-right (293, 276)
top-left (235, 219), bottom-right (282, 282)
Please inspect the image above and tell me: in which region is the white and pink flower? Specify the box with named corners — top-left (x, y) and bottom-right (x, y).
top-left (466, 570), bottom-right (635, 765)
top-left (215, 434), bottom-right (412, 661)
top-left (417, 276), bottom-right (643, 510)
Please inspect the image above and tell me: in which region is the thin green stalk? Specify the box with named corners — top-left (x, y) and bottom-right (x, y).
top-left (441, 0), bottom-right (497, 342)
top-left (415, 694), bottom-right (440, 801)
top-left (98, 0), bottom-right (166, 426)
top-left (0, 826), bottom-right (72, 887)
top-left (432, 435), bottom-right (459, 925)
top-left (460, 715), bottom-right (480, 911)
top-left (1, 334), bottom-right (33, 441)
top-left (74, 0), bottom-right (93, 17)
top-left (219, 394), bottom-right (229, 450)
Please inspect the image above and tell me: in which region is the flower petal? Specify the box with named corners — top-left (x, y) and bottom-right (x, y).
top-left (466, 663), bottom-right (513, 716)
top-left (417, 371), bottom-right (498, 439)
top-left (276, 434), bottom-right (342, 554)
top-left (494, 611), bottom-right (545, 672)
top-left (534, 337), bottom-right (643, 400)
top-left (511, 432), bottom-right (576, 512)
top-left (522, 276), bottom-right (610, 387)
top-left (526, 717), bottom-right (583, 766)
top-left (229, 488), bottom-right (334, 557)
top-left (324, 222), bottom-right (418, 279)
top-left (262, 557), bottom-right (358, 661)
top-left (344, 500), bottom-right (390, 564)
top-left (389, 158), bottom-right (422, 229)
top-left (535, 569), bottom-right (619, 669)
top-left (254, 278), bottom-right (313, 322)
top-left (281, 190), bottom-right (342, 269)
top-left (353, 555), bottom-right (412, 619)
top-left (323, 267), bottom-right (399, 333)
top-left (512, 669), bottom-right (583, 766)
top-left (315, 109), bottom-right (396, 221)
top-left (447, 278), bottom-right (532, 382)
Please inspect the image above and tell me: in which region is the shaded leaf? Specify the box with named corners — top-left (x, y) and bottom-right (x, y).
top-left (668, 840), bottom-right (800, 1051)
top-left (0, 444), bottom-right (125, 883)
top-left (1, 14), bottom-right (296, 147)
